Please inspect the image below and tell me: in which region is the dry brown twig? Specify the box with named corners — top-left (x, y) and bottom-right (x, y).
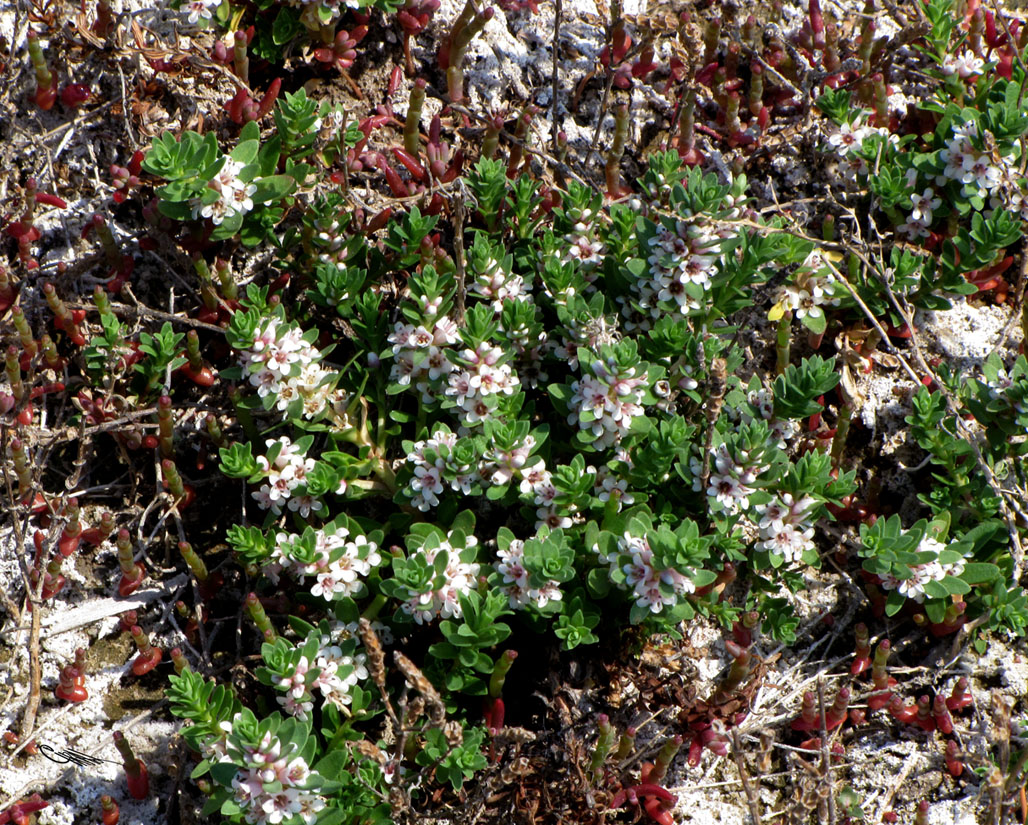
top-left (730, 727), bottom-right (762, 825)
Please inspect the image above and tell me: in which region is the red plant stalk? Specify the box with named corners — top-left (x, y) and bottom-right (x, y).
top-left (0, 266), bottom-right (16, 314)
top-left (441, 1), bottom-right (494, 102)
top-left (39, 558), bottom-right (67, 600)
top-left (808, 0), bottom-right (826, 50)
top-left (824, 687), bottom-right (850, 730)
top-left (713, 640), bottom-right (753, 704)
top-left (80, 511), bottom-right (115, 547)
top-left (0, 794), bottom-right (48, 825)
top-left (60, 83), bottom-right (91, 108)
top-left (119, 610), bottom-right (138, 634)
top-left (314, 27), bottom-right (368, 72)
top-left (180, 330), bottom-right (216, 386)
top-left (610, 782), bottom-right (676, 825)
top-left (944, 740), bottom-right (963, 778)
top-left (677, 90), bottom-right (703, 167)
top-left (398, 0), bottom-right (440, 73)
top-left (129, 625), bottom-right (162, 676)
top-left (112, 731), bottom-right (150, 799)
top-left (791, 691), bottom-right (819, 732)
top-left (648, 735), bottom-right (682, 782)
top-left (27, 32), bottom-right (57, 110)
top-left (867, 640), bottom-right (895, 710)
top-left (732, 611), bottom-right (760, 648)
top-left (506, 104), bottom-right (537, 178)
top-left (946, 677), bottom-right (973, 712)
top-left (170, 647), bottom-right (189, 675)
top-left (933, 695), bottom-right (954, 735)
top-left (54, 654), bottom-right (87, 703)
top-left (100, 795), bottom-right (120, 825)
top-left (233, 29), bottom-right (249, 84)
top-left (59, 499), bottom-right (82, 558)
top-left (851, 623), bottom-right (871, 675)
top-left (246, 593), bottom-right (277, 641)
top-left (116, 529), bottom-right (146, 596)
top-left (887, 695), bottom-right (917, 725)
top-left (403, 78), bottom-right (427, 157)
top-left (930, 599), bottom-right (967, 636)
top-left (162, 459), bottom-right (195, 508)
top-left (42, 283), bottom-right (86, 346)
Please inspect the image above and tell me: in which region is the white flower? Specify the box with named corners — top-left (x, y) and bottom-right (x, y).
top-left (828, 120), bottom-right (865, 153)
top-left (182, 0), bottom-right (220, 25)
top-left (941, 51), bottom-right (985, 78)
top-left (909, 188), bottom-right (942, 224)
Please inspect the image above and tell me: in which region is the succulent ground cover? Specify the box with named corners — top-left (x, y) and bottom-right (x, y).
top-left (2, 0), bottom-right (1028, 823)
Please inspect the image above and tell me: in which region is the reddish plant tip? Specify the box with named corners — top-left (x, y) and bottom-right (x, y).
top-left (113, 732), bottom-right (150, 799)
top-left (100, 794), bottom-right (120, 825)
top-left (947, 677), bottom-right (973, 712)
top-left (131, 648), bottom-right (162, 676)
top-left (60, 83), bottom-right (91, 108)
top-left (129, 626), bottom-right (162, 675)
top-left (54, 681), bottom-right (88, 703)
top-left (118, 562), bottom-right (146, 597)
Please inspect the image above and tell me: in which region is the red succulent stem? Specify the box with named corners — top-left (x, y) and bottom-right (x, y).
top-left (113, 731), bottom-right (150, 799)
top-left (946, 677), bottom-right (973, 712)
top-left (100, 795), bottom-right (120, 825)
top-left (129, 625), bottom-right (162, 675)
top-left (0, 794), bottom-right (48, 825)
top-left (851, 623), bottom-right (871, 675)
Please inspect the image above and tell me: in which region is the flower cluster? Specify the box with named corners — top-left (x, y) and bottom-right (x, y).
top-left (251, 437), bottom-right (325, 517)
top-left (691, 441), bottom-right (768, 515)
top-left (469, 250), bottom-right (530, 310)
top-left (191, 157), bottom-right (257, 226)
top-left (387, 317), bottom-right (459, 399)
top-left (562, 222), bottom-right (606, 271)
top-left (494, 537), bottom-right (563, 610)
top-left (932, 119), bottom-right (1028, 222)
top-left (238, 318), bottom-right (340, 420)
top-left (878, 537), bottom-right (966, 603)
top-left (403, 429), bottom-right (476, 510)
top-left (223, 726), bottom-right (325, 825)
top-left (594, 530), bottom-right (696, 615)
top-left (826, 117), bottom-right (897, 183)
top-left (271, 631), bottom-right (370, 719)
top-left (444, 342), bottom-right (520, 428)
top-left (771, 249), bottom-right (841, 327)
top-left (589, 458), bottom-right (635, 513)
top-left (738, 387), bottom-right (798, 450)
top-left (624, 218), bottom-right (721, 325)
top-left (554, 314), bottom-right (619, 370)
top-left (400, 533), bottom-right (481, 624)
top-left (568, 353), bottom-right (649, 448)
top-left (271, 522), bottom-right (383, 601)
top-left (754, 493), bottom-right (818, 565)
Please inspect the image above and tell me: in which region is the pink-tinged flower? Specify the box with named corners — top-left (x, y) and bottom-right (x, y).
top-left (828, 120), bottom-right (865, 152)
top-left (960, 154), bottom-right (1002, 191)
top-left (432, 316), bottom-right (460, 345)
top-left (536, 506), bottom-right (572, 531)
top-left (389, 322), bottom-right (414, 351)
top-left (909, 188), bottom-right (942, 224)
top-left (287, 494), bottom-right (322, 518)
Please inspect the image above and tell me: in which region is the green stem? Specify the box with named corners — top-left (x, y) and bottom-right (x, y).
top-left (362, 594), bottom-right (388, 621)
top-left (775, 312), bottom-right (792, 376)
top-left (830, 402), bottom-right (852, 468)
